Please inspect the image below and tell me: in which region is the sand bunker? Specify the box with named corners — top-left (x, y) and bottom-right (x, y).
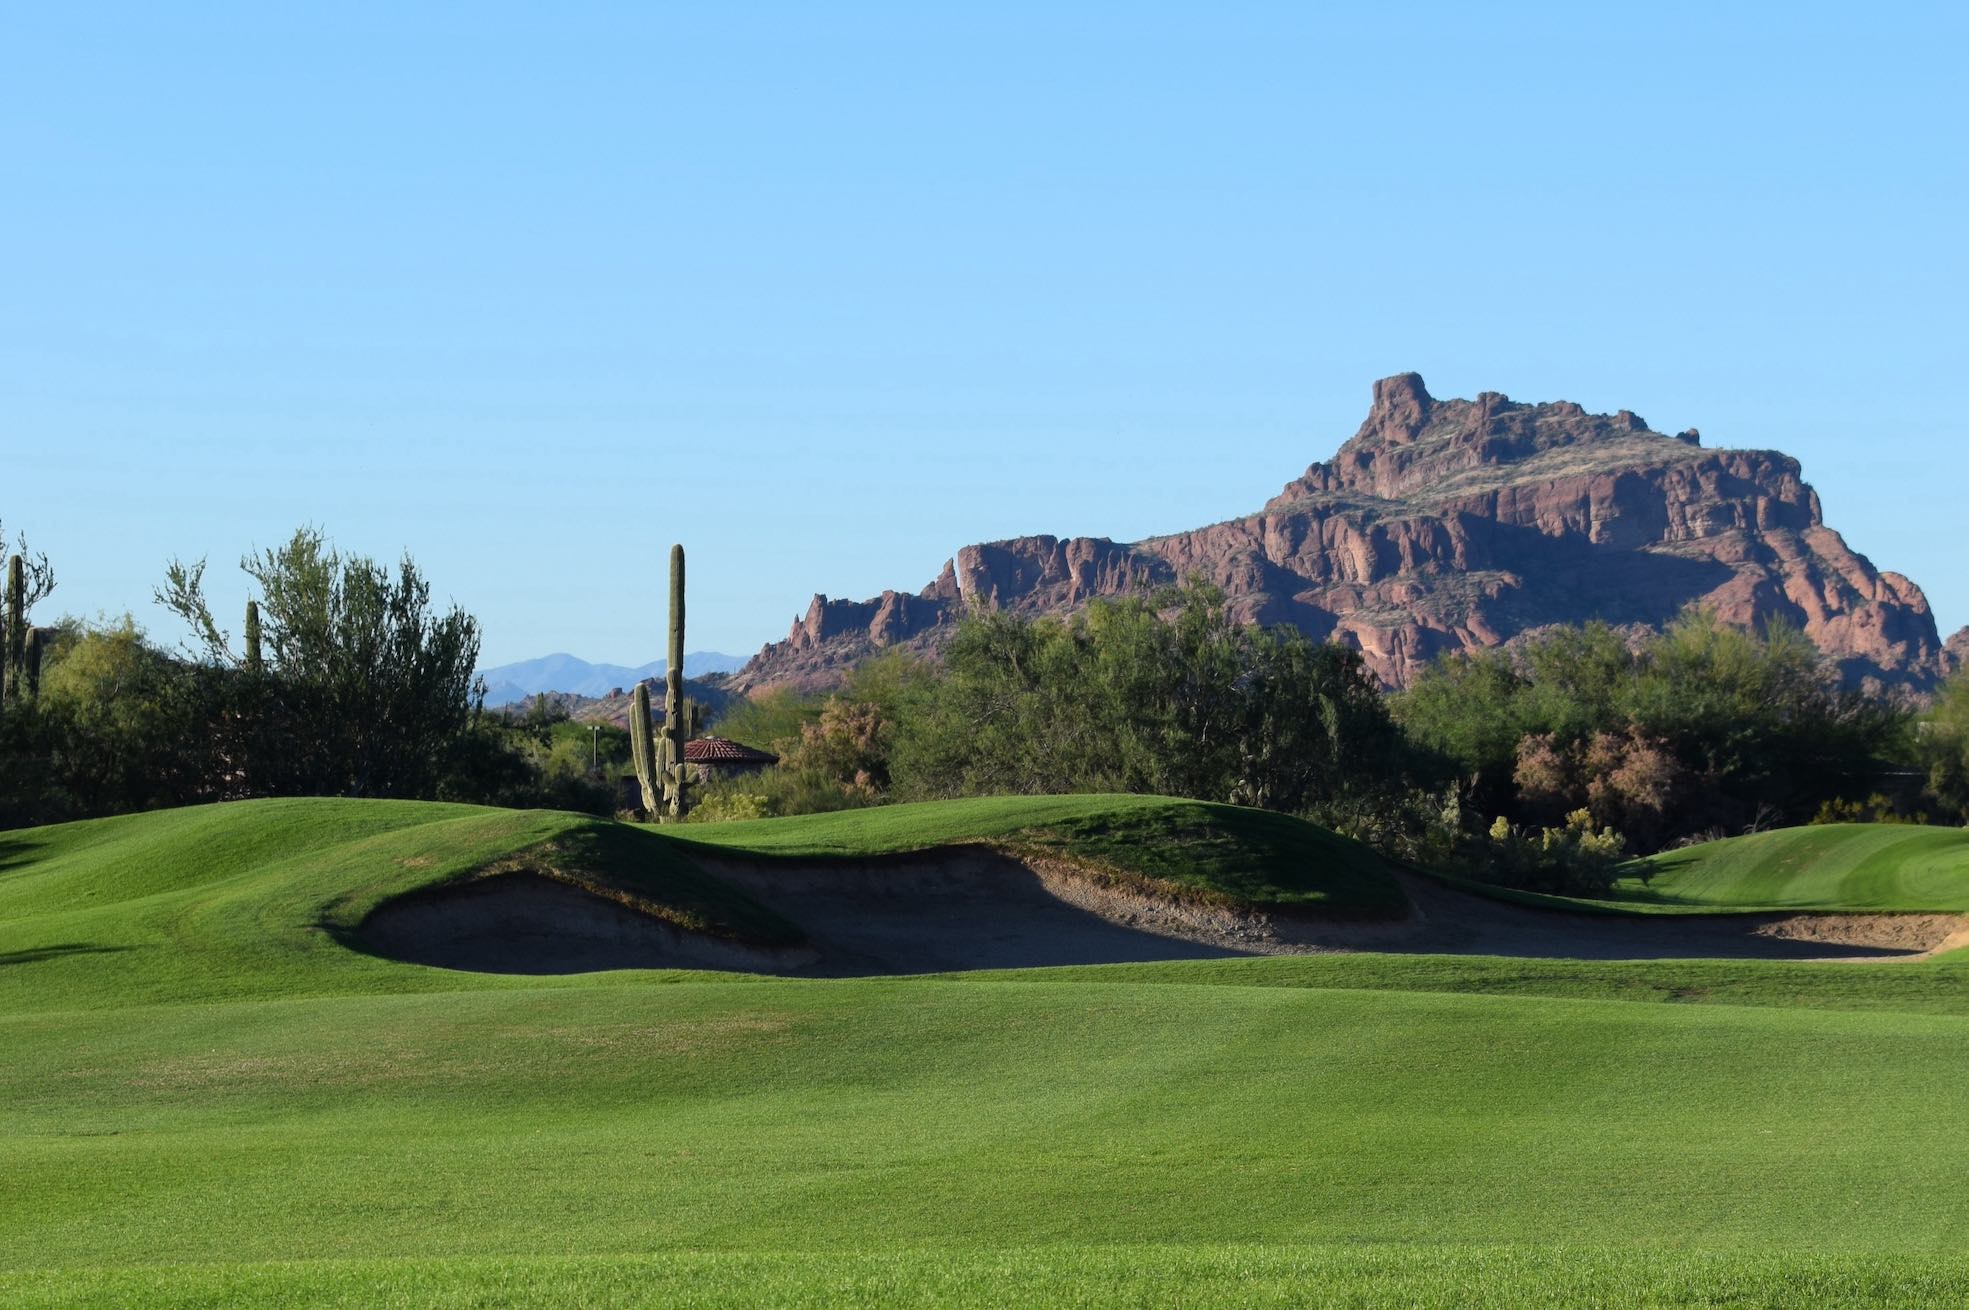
top-left (359, 873), bottom-right (807, 975)
top-left (1370, 872), bottom-right (1969, 963)
top-left (358, 850), bottom-right (1969, 977)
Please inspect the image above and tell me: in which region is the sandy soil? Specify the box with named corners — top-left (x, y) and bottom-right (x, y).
top-left (357, 850), bottom-right (1969, 976)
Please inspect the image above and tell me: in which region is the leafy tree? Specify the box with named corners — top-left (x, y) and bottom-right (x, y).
top-left (710, 686), bottom-right (824, 758)
top-left (889, 581), bottom-right (1409, 814)
top-left (1389, 648), bottom-right (1529, 813)
top-left (160, 527), bottom-right (483, 798)
top-left (23, 619), bottom-right (220, 820)
top-left (1395, 611), bottom-right (1910, 850)
top-left (1920, 672), bottom-right (1969, 819)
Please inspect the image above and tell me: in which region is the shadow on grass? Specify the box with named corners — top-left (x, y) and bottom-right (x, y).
top-left (0, 834), bottom-right (53, 877)
top-left (0, 943), bottom-right (134, 967)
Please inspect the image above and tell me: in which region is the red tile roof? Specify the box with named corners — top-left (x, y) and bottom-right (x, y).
top-left (682, 736), bottom-right (780, 765)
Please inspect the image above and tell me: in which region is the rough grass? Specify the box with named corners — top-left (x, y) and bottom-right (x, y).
top-left (8, 799), bottom-right (1969, 1305)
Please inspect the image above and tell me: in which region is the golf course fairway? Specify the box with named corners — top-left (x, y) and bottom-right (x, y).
top-left (5, 797), bottom-right (1969, 1306)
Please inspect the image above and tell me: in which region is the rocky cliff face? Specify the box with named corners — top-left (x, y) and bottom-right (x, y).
top-left (736, 374), bottom-right (1951, 693)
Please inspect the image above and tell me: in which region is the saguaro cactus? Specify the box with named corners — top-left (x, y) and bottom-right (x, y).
top-left (21, 628), bottom-right (41, 700)
top-left (2, 554), bottom-right (23, 704)
top-left (662, 544), bottom-right (690, 816)
top-left (244, 600), bottom-right (264, 673)
top-left (629, 682), bottom-right (662, 815)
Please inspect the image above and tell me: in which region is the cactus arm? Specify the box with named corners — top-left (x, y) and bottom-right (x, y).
top-left (629, 682), bottom-right (662, 815)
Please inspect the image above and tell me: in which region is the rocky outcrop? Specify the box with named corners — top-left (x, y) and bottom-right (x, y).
top-left (1947, 628), bottom-right (1969, 677)
top-left (735, 375), bottom-right (1952, 693)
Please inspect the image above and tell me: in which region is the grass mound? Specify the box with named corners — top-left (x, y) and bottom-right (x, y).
top-left (668, 794), bottom-right (1407, 916)
top-left (1612, 824), bottom-right (1969, 913)
top-left (0, 794), bottom-right (1402, 1005)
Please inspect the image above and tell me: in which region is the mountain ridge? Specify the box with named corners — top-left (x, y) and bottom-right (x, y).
top-left (733, 374), bottom-right (1950, 694)
top-left (478, 651), bottom-right (746, 707)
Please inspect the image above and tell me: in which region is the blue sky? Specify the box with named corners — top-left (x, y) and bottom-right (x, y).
top-left (6, 2), bottom-right (1964, 666)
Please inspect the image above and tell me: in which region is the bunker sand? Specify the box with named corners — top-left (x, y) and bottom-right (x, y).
top-left (359, 847), bottom-right (1969, 976)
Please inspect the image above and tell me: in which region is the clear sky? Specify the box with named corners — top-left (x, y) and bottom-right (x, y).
top-left (6, 2), bottom-right (1965, 667)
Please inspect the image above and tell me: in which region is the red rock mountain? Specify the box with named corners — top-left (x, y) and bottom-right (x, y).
top-left (736, 374), bottom-right (1951, 693)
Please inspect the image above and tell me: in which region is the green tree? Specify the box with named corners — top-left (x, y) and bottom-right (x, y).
top-left (160, 527), bottom-right (484, 798)
top-left (1920, 672), bottom-right (1969, 819)
top-left (1394, 610), bottom-right (1911, 850)
top-left (889, 581), bottom-right (1408, 813)
top-left (31, 619), bottom-right (216, 817)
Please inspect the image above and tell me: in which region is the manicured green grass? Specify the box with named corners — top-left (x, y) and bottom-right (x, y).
top-left (0, 797), bottom-right (790, 1009)
top-left (7, 798), bottom-right (1969, 1305)
top-left (7, 1246), bottom-right (1969, 1308)
top-left (1610, 824), bottom-right (1969, 913)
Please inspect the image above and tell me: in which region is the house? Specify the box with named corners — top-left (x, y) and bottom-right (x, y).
top-left (682, 736), bottom-right (781, 782)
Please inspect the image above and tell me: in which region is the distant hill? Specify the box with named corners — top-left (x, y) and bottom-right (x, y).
top-left (735, 374), bottom-right (1953, 693)
top-left (478, 651), bottom-right (746, 707)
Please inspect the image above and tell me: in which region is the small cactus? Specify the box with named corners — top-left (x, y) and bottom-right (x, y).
top-left (244, 600), bottom-right (263, 673)
top-left (629, 682), bottom-right (662, 816)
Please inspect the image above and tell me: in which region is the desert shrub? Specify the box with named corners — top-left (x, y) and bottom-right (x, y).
top-left (686, 789), bottom-right (773, 823)
top-left (435, 716), bottom-right (615, 815)
top-left (1513, 728), bottom-right (1683, 849)
top-left (782, 698), bottom-right (894, 793)
top-left (1475, 809), bottom-right (1628, 895)
top-left (1811, 794), bottom-right (1930, 826)
top-left (1307, 787), bottom-right (1466, 870)
top-left (685, 765), bottom-right (882, 821)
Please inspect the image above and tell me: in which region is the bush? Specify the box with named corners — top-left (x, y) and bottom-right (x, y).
top-left (1474, 809), bottom-right (1628, 896)
top-left (1810, 795), bottom-right (1929, 826)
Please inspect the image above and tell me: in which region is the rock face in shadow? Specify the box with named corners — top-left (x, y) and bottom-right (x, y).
top-left (735, 374), bottom-right (1949, 692)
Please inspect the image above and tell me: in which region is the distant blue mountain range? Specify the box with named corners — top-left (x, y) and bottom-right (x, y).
top-left (477, 651), bottom-right (747, 707)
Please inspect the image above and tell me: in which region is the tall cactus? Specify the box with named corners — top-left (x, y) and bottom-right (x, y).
top-left (2, 554), bottom-right (23, 705)
top-left (628, 682), bottom-right (662, 815)
top-left (663, 544), bottom-right (691, 817)
top-left (244, 599), bottom-right (264, 673)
